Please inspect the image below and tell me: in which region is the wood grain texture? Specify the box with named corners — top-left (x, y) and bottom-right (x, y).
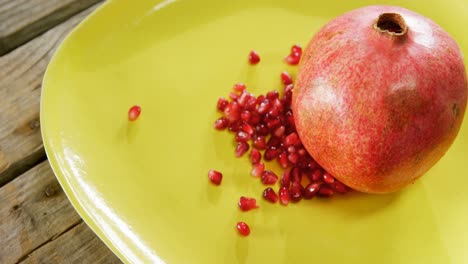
top-left (0, 0), bottom-right (103, 55)
top-left (19, 221), bottom-right (122, 264)
top-left (0, 3), bottom-right (100, 187)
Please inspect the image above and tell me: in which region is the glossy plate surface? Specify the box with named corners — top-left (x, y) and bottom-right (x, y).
top-left (41, 0), bottom-right (468, 263)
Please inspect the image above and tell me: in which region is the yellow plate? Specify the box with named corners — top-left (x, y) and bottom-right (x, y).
top-left (41, 0), bottom-right (468, 263)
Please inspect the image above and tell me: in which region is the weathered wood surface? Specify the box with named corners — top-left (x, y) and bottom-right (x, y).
top-left (0, 0), bottom-right (102, 55)
top-left (0, 2), bottom-right (101, 187)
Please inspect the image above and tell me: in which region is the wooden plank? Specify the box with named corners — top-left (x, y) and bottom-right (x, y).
top-left (0, 0), bottom-right (103, 55)
top-left (19, 221), bottom-right (122, 264)
top-left (0, 3), bottom-right (101, 187)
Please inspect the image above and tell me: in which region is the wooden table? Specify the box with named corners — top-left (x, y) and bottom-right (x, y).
top-left (0, 1), bottom-right (122, 263)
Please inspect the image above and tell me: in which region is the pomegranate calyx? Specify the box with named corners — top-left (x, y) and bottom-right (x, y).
top-left (374, 13), bottom-right (408, 36)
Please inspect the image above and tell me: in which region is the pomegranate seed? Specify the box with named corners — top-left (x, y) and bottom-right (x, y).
top-left (240, 110), bottom-right (251, 122)
top-left (284, 133), bottom-right (299, 146)
top-left (291, 44), bottom-right (302, 54)
top-left (214, 117), bottom-right (229, 130)
top-left (237, 222), bottom-right (250, 236)
top-left (333, 181), bottom-right (348, 194)
top-left (307, 159), bottom-right (319, 170)
top-left (251, 163), bottom-right (265, 177)
top-left (323, 172), bottom-right (335, 184)
top-left (128, 105), bottom-right (141, 121)
top-left (229, 92), bottom-right (239, 101)
top-left (224, 102), bottom-right (241, 121)
top-left (261, 170), bottom-right (278, 185)
top-left (284, 54), bottom-right (300, 65)
top-left (280, 169), bottom-right (291, 187)
top-left (245, 97), bottom-right (257, 111)
top-left (274, 126), bottom-right (285, 137)
top-left (279, 186), bottom-right (290, 205)
top-left (290, 182), bottom-right (304, 202)
top-left (291, 167), bottom-right (302, 183)
top-left (287, 146), bottom-right (296, 153)
top-left (228, 120), bottom-right (242, 132)
top-left (250, 149), bottom-right (261, 164)
top-left (263, 187), bottom-right (279, 203)
top-left (266, 90), bottom-right (279, 100)
top-left (248, 50), bottom-right (260, 65)
top-left (311, 169), bottom-right (322, 182)
top-left (288, 153), bottom-right (299, 165)
top-left (255, 124), bottom-right (269, 136)
top-left (297, 148), bottom-right (307, 157)
top-left (233, 83), bottom-right (246, 92)
top-left (284, 84), bottom-right (294, 95)
top-left (281, 71), bottom-right (293, 85)
top-left (253, 136), bottom-right (266, 150)
top-left (264, 148), bottom-right (279, 161)
top-left (236, 131), bottom-right (251, 142)
top-left (235, 142), bottom-right (249, 157)
top-left (249, 112), bottom-right (261, 124)
top-left (303, 183), bottom-right (320, 199)
top-left (266, 118), bottom-right (281, 129)
top-left (241, 122), bottom-right (254, 135)
top-left (238, 196), bottom-right (259, 211)
top-left (208, 169), bottom-right (222, 185)
top-left (318, 186), bottom-right (334, 197)
top-left (277, 152), bottom-right (289, 169)
top-left (256, 94), bottom-right (265, 104)
top-left (217, 97), bottom-right (229, 111)
top-left (257, 99), bottom-right (270, 114)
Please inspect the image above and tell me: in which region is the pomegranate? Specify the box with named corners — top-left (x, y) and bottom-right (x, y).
top-left (293, 6), bottom-right (467, 193)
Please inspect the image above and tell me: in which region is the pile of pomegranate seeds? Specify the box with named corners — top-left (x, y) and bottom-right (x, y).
top-left (210, 46), bottom-right (352, 236)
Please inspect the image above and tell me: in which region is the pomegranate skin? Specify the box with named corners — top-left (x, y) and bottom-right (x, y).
top-left (293, 6), bottom-right (467, 193)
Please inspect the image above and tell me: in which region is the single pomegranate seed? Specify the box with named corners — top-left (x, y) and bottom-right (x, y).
top-left (266, 118), bottom-right (281, 129)
top-left (291, 44), bottom-right (302, 55)
top-left (288, 153), bottom-right (299, 165)
top-left (229, 92), bottom-right (239, 101)
top-left (284, 84), bottom-right (294, 95)
top-left (255, 124), bottom-right (269, 136)
top-left (281, 71), bottom-right (293, 85)
top-left (240, 110), bottom-right (251, 122)
top-left (237, 222), bottom-right (250, 236)
top-left (307, 159), bottom-right (319, 170)
top-left (287, 146), bottom-right (296, 153)
top-left (217, 97), bottom-right (229, 111)
top-left (318, 186), bottom-right (334, 197)
top-left (128, 105), bottom-right (141, 121)
top-left (303, 183), bottom-right (320, 199)
top-left (248, 50), bottom-right (260, 65)
top-left (256, 94), bottom-right (265, 104)
top-left (333, 181), bottom-right (348, 194)
top-left (224, 102), bottom-right (241, 121)
top-left (291, 167), bottom-right (302, 183)
top-left (277, 152), bottom-right (289, 169)
top-left (266, 90), bottom-right (279, 100)
top-left (284, 132), bottom-right (299, 146)
top-left (323, 172), bottom-right (335, 184)
top-left (261, 170), bottom-right (278, 185)
top-left (253, 136), bottom-right (266, 150)
top-left (214, 117), bottom-right (229, 130)
top-left (284, 54), bottom-right (300, 65)
top-left (263, 187), bottom-right (279, 203)
top-left (245, 97), bottom-right (257, 111)
top-left (311, 169), bottom-right (322, 182)
top-left (241, 122), bottom-right (254, 135)
top-left (235, 142), bottom-right (249, 157)
top-left (280, 169), bottom-right (291, 187)
top-left (251, 163), bottom-right (265, 177)
top-left (233, 83), bottom-right (246, 92)
top-left (297, 148), bottom-right (307, 157)
top-left (238, 196), bottom-right (259, 211)
top-left (257, 99), bottom-right (270, 114)
top-left (279, 186), bottom-right (290, 205)
top-left (290, 182), bottom-right (304, 202)
top-left (249, 112), bottom-right (261, 124)
top-left (264, 148), bottom-right (279, 161)
top-left (208, 169), bottom-right (222, 185)
top-left (250, 149), bottom-right (261, 164)
top-left (228, 120), bottom-right (242, 132)
top-left (235, 131), bottom-right (251, 142)
top-left (273, 126), bottom-right (285, 138)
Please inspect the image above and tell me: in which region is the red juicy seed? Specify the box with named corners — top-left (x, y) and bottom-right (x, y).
top-left (290, 182), bottom-right (304, 202)
top-left (278, 152), bottom-right (289, 169)
top-left (249, 112), bottom-right (261, 125)
top-left (318, 186), bottom-right (334, 197)
top-left (267, 106), bottom-right (280, 117)
top-left (291, 44), bottom-right (302, 55)
top-left (311, 169), bottom-right (323, 182)
top-left (280, 169), bottom-right (291, 187)
top-left (224, 102), bottom-right (241, 122)
top-left (266, 118), bottom-right (281, 130)
top-left (284, 132), bottom-right (299, 146)
top-left (281, 71), bottom-right (293, 85)
top-left (214, 117), bottom-right (229, 130)
top-left (287, 146), bottom-right (296, 153)
top-left (128, 105), bottom-right (141, 121)
top-left (245, 97), bottom-right (257, 111)
top-left (284, 54), bottom-right (300, 65)
top-left (264, 148), bottom-right (279, 161)
top-left (284, 84), bottom-right (294, 96)
top-left (257, 99), bottom-right (270, 114)
top-left (237, 91), bottom-right (250, 107)
top-left (297, 148), bottom-right (307, 156)
top-left (239, 196), bottom-right (259, 211)
top-left (208, 169), bottom-right (223, 185)
top-left (267, 136), bottom-right (281, 148)
top-left (291, 167), bottom-right (302, 183)
top-left (235, 142), bottom-right (250, 157)
top-left (263, 187), bottom-right (279, 203)
top-left (251, 162), bottom-right (265, 177)
top-left (250, 149), bottom-right (261, 164)
top-left (241, 110), bottom-right (251, 122)
top-left (233, 83), bottom-right (246, 92)
top-left (255, 124), bottom-right (270, 136)
top-left (237, 222), bottom-right (250, 236)
top-left (279, 186), bottom-right (290, 205)
top-left (261, 170), bottom-right (278, 185)
top-left (266, 90), bottom-right (279, 100)
top-left (236, 131), bottom-right (251, 142)
top-left (307, 159), bottom-right (319, 170)
top-left (323, 172), bottom-right (335, 184)
top-left (256, 95), bottom-right (265, 105)
top-left (228, 120), bottom-right (243, 132)
top-left (288, 153), bottom-right (299, 165)
top-left (274, 126), bottom-right (286, 137)
top-left (333, 181), bottom-right (348, 194)
top-left (248, 50), bottom-right (260, 65)
top-left (217, 97), bottom-right (229, 111)
top-left (303, 183), bottom-right (320, 199)
top-left (241, 122), bottom-right (255, 135)
top-left (229, 92), bottom-right (239, 101)
top-left (253, 136), bottom-right (267, 150)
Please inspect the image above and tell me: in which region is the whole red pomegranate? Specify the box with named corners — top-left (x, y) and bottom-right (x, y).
top-left (293, 6), bottom-right (467, 193)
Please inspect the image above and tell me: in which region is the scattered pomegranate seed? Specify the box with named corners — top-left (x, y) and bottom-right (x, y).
top-left (250, 149), bottom-right (261, 164)
top-left (233, 83), bottom-right (246, 92)
top-left (290, 182), bottom-right (304, 202)
top-left (279, 186), bottom-right (290, 205)
top-left (278, 152), bottom-right (289, 169)
top-left (284, 54), bottom-right (300, 65)
top-left (236, 131), bottom-right (251, 142)
top-left (311, 169), bottom-right (322, 182)
top-left (224, 102), bottom-right (241, 122)
top-left (128, 105), bottom-right (141, 121)
top-left (264, 148), bottom-right (279, 161)
top-left (241, 111), bottom-right (251, 122)
top-left (253, 136), bottom-right (266, 150)
top-left (208, 169), bottom-right (222, 185)
top-left (214, 117), bottom-right (229, 130)
top-left (238, 196), bottom-right (259, 211)
top-left (217, 97), bottom-right (229, 111)
top-left (291, 44), bottom-right (302, 54)
top-left (323, 172), bottom-right (336, 184)
top-left (284, 132), bottom-right (299, 146)
top-left (281, 71), bottom-right (293, 85)
top-left (261, 170), bottom-right (278, 185)
top-left (248, 50), bottom-right (260, 65)
top-left (318, 186), bottom-right (334, 197)
top-left (263, 187), bottom-right (279, 203)
top-left (235, 142), bottom-right (249, 157)
top-left (237, 222), bottom-right (250, 236)
top-left (251, 163), bottom-right (265, 177)
top-left (303, 183), bottom-right (320, 199)
top-left (280, 169), bottom-right (291, 187)
top-left (241, 123), bottom-right (254, 135)
top-left (333, 181), bottom-right (348, 194)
